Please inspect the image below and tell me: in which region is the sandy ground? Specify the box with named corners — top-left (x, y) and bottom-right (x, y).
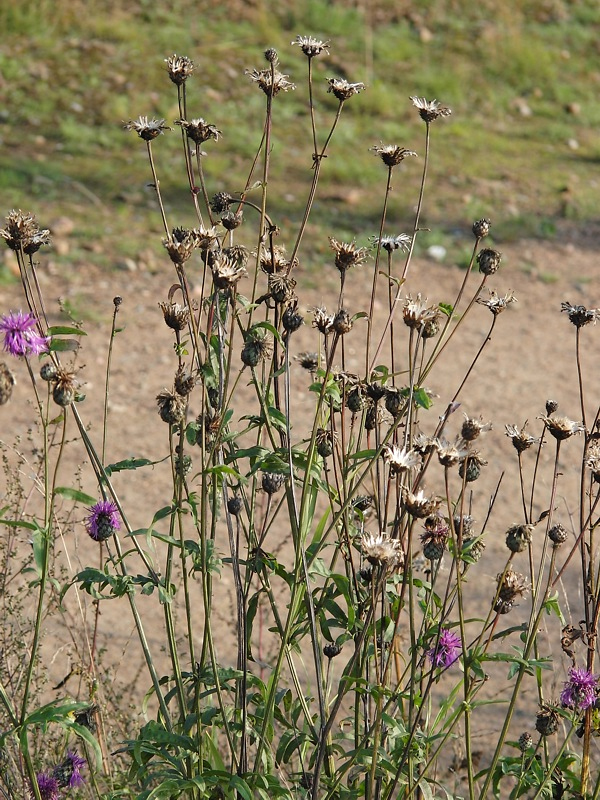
top-left (1, 222), bottom-right (600, 773)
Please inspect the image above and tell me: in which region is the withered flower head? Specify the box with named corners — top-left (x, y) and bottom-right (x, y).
top-left (0, 362), bottom-right (15, 405)
top-left (312, 306), bottom-right (334, 335)
top-left (403, 487), bottom-right (441, 518)
top-left (247, 68), bottom-right (295, 96)
top-left (476, 248), bottom-right (502, 276)
top-left (241, 330), bottom-right (273, 367)
top-left (1, 209), bottom-right (41, 252)
top-left (372, 233), bottom-right (412, 253)
top-left (370, 144), bottom-right (418, 167)
top-left (295, 351), bottom-right (320, 372)
top-left (327, 78), bottom-right (365, 101)
top-left (420, 514), bottom-right (450, 561)
top-left (382, 444), bottom-right (420, 475)
top-left (505, 422), bottom-right (539, 453)
top-left (174, 365), bottom-right (197, 397)
top-left (156, 388), bottom-right (186, 424)
top-left (163, 230), bottom-right (197, 264)
top-left (269, 274), bottom-right (297, 304)
top-left (23, 228), bottom-right (51, 255)
top-left (175, 118), bottom-right (222, 144)
top-left (505, 522), bottom-right (535, 554)
top-left (282, 302), bottom-right (304, 334)
top-left (403, 294), bottom-right (439, 330)
top-left (539, 415), bottom-right (585, 441)
top-left (260, 244), bottom-right (293, 274)
top-left (413, 432), bottom-right (438, 456)
top-left (384, 387), bottom-right (403, 417)
top-left (191, 225), bottom-right (220, 252)
top-left (264, 48), bottom-right (278, 64)
top-left (436, 437), bottom-right (468, 467)
top-left (315, 427), bottom-right (338, 458)
top-left (477, 289), bottom-right (517, 315)
top-left (472, 218), bottom-right (491, 239)
top-left (461, 414), bottom-right (492, 442)
top-left (410, 96), bottom-right (451, 122)
top-left (210, 192), bottom-right (234, 213)
top-left (220, 209), bottom-right (243, 231)
top-left (159, 301), bottom-right (190, 331)
top-left (535, 703), bottom-right (560, 737)
top-left (332, 308), bottom-right (353, 335)
top-left (125, 116), bottom-right (170, 141)
top-left (361, 531), bottom-right (403, 568)
top-left (165, 54), bottom-right (194, 85)
top-left (223, 245), bottom-right (249, 266)
top-left (494, 565), bottom-right (530, 614)
top-left (458, 450), bottom-right (487, 482)
top-left (561, 301), bottom-right (598, 328)
top-left (585, 441), bottom-right (600, 482)
top-left (329, 237), bottom-right (368, 272)
top-left (52, 367), bottom-right (77, 407)
top-left (261, 471), bottom-right (286, 494)
top-left (548, 523), bottom-right (569, 546)
top-left (292, 35), bottom-right (330, 58)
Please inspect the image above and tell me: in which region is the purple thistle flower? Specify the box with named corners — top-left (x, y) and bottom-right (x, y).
top-left (85, 499), bottom-right (121, 541)
top-left (427, 628), bottom-right (462, 669)
top-left (53, 751), bottom-right (87, 789)
top-left (560, 666), bottom-right (598, 711)
top-left (31, 773), bottom-right (60, 800)
top-left (0, 310), bottom-right (49, 357)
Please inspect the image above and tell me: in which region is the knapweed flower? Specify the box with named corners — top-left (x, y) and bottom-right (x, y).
top-left (163, 231), bottom-right (197, 264)
top-left (327, 78), bottom-right (365, 101)
top-left (461, 414), bottom-right (492, 441)
top-left (436, 437), bottom-right (468, 468)
top-left (540, 414), bottom-right (585, 441)
top-left (472, 218), bottom-right (491, 239)
top-left (370, 144), bottom-right (417, 167)
top-left (211, 254), bottom-right (247, 291)
top-left (561, 301), bottom-right (598, 328)
top-left (560, 667), bottom-right (598, 711)
top-left (295, 351), bottom-right (320, 372)
top-left (85, 500), bottom-right (121, 542)
top-left (476, 248), bottom-right (502, 275)
top-left (156, 388), bottom-right (186, 424)
top-left (125, 116), bottom-right (170, 141)
top-left (410, 96), bottom-right (451, 122)
top-left (159, 301), bottom-right (190, 331)
top-left (372, 233), bottom-right (412, 253)
top-left (476, 289), bottom-right (517, 315)
top-left (329, 237), bottom-right (368, 272)
top-left (403, 488), bottom-right (441, 518)
top-left (427, 628), bottom-right (461, 668)
top-left (31, 773), bottom-right (60, 800)
top-left (53, 751), bottom-right (86, 789)
top-left (312, 306), bottom-right (334, 335)
top-left (165, 54), bottom-right (194, 84)
top-left (403, 294), bottom-right (439, 330)
top-left (505, 422), bottom-right (539, 453)
top-left (175, 118), bottom-right (222, 144)
top-left (1, 209), bottom-right (38, 251)
top-left (0, 310), bottom-right (48, 357)
top-left (421, 515), bottom-right (450, 561)
top-left (382, 444), bottom-right (420, 475)
top-left (361, 531), bottom-right (403, 568)
top-left (494, 566), bottom-right (529, 614)
top-left (292, 35), bottom-right (330, 58)
top-left (241, 331), bottom-right (273, 367)
top-left (247, 68), bottom-right (295, 96)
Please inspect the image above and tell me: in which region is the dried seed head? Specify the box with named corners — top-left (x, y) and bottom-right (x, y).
top-left (241, 331), bottom-right (273, 367)
top-left (156, 389), bottom-right (186, 424)
top-left (174, 366), bottom-right (197, 397)
top-left (327, 77), bottom-right (365, 101)
top-left (0, 362), bottom-right (15, 404)
top-left (211, 253), bottom-right (247, 291)
top-left (477, 288), bottom-right (517, 315)
top-left (458, 451), bottom-right (487, 482)
top-left (163, 231), bottom-right (196, 264)
top-left (220, 210), bottom-right (243, 231)
top-left (373, 233), bottom-right (412, 253)
top-left (125, 116), bottom-right (170, 141)
top-left (0, 209), bottom-right (39, 251)
top-left (421, 515), bottom-right (450, 561)
top-left (295, 351), bottom-right (320, 372)
top-left (165, 54), bottom-right (194, 85)
top-left (260, 245), bottom-right (293, 274)
top-left (461, 414), bottom-right (492, 441)
top-left (494, 566), bottom-right (530, 613)
top-left (561, 301), bottom-right (598, 328)
top-left (453, 514), bottom-right (475, 536)
top-left (247, 67), bottom-right (295, 96)
top-left (23, 228), bottom-right (51, 255)
top-left (403, 488), bottom-right (441, 519)
top-left (476, 248), bottom-right (502, 275)
top-left (505, 523), bottom-right (535, 553)
top-left (262, 471), bottom-right (286, 495)
top-left (548, 524), bottom-right (568, 546)
top-left (323, 642), bottom-right (342, 658)
top-left (264, 47), bottom-right (278, 64)
top-left (545, 399), bottom-right (559, 415)
top-left (472, 218), bottom-right (491, 239)
top-left (370, 144), bottom-right (417, 167)
top-left (421, 310), bottom-right (442, 339)
top-left (540, 414), bottom-right (585, 441)
top-left (174, 450), bottom-right (192, 477)
top-left (505, 422), bottom-right (539, 453)
top-left (316, 427), bottom-right (337, 458)
top-left (332, 309), bottom-right (353, 335)
top-left (223, 245), bottom-right (249, 267)
top-left (175, 118), bottom-right (222, 144)
top-left (346, 385), bottom-right (365, 413)
top-left (436, 437), bottom-right (468, 468)
top-left (410, 96), bottom-right (451, 122)
top-left (518, 732), bottom-right (533, 752)
top-left (269, 274), bottom-right (297, 304)
top-left (361, 531), bottom-right (403, 568)
top-left (382, 444), bottom-right (420, 475)
top-left (227, 495), bottom-right (243, 516)
top-left (52, 368), bottom-right (77, 407)
top-left (282, 303), bottom-right (304, 334)
top-left (413, 432), bottom-right (438, 456)
top-left (585, 441), bottom-right (600, 482)
top-left (312, 306), bottom-right (333, 335)
top-left (535, 703), bottom-right (560, 736)
top-left (210, 192), bottom-right (234, 213)
top-left (462, 535), bottom-right (486, 563)
top-left (403, 294), bottom-right (439, 330)
top-left (159, 301), bottom-right (190, 331)
top-left (384, 388), bottom-right (403, 417)
top-left (329, 237), bottom-right (368, 272)
top-left (292, 35), bottom-right (330, 58)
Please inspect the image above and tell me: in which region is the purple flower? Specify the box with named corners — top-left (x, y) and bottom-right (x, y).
top-left (85, 499), bottom-right (121, 541)
top-left (427, 628), bottom-right (462, 669)
top-left (53, 751), bottom-right (87, 789)
top-left (560, 666), bottom-right (598, 711)
top-left (31, 773), bottom-right (60, 800)
top-left (0, 310), bottom-right (49, 357)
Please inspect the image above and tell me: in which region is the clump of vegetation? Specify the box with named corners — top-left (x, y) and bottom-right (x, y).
top-left (1, 35), bottom-right (600, 800)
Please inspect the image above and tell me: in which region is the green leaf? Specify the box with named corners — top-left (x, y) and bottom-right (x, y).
top-left (414, 386), bottom-right (433, 409)
top-left (439, 302), bottom-right (454, 317)
top-left (54, 487), bottom-right (97, 505)
top-left (49, 338), bottom-right (80, 352)
top-left (47, 325), bottom-right (87, 336)
top-left (104, 456), bottom-right (155, 475)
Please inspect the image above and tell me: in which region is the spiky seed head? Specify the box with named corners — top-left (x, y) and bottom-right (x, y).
top-left (327, 78), bottom-right (365, 101)
top-left (410, 96), bottom-right (451, 122)
top-left (159, 301), bottom-right (190, 331)
top-left (241, 331), bottom-right (273, 368)
top-left (476, 248), bottom-right (502, 275)
top-left (220, 210), bottom-right (243, 231)
top-left (421, 312), bottom-right (442, 339)
top-left (332, 309), bottom-right (353, 335)
top-left (461, 414), bottom-right (492, 441)
top-left (261, 471), bottom-right (286, 495)
top-left (295, 351), bottom-right (319, 372)
top-left (282, 304), bottom-right (304, 334)
top-left (370, 144), bottom-right (418, 167)
top-left (0, 362), bottom-right (15, 404)
top-left (165, 54), bottom-right (194, 84)
top-left (540, 414), bottom-right (585, 441)
top-left (494, 566), bottom-right (529, 613)
top-left (518, 732), bottom-right (533, 752)
top-left (323, 642), bottom-right (342, 658)
top-left (316, 427), bottom-right (336, 458)
top-left (546, 399), bottom-right (559, 415)
top-left (505, 523), bottom-right (535, 553)
top-left (52, 368), bottom-right (76, 407)
top-left (535, 704), bottom-right (560, 736)
top-left (329, 237), bottom-right (369, 272)
top-left (403, 488), bottom-right (441, 519)
top-left (561, 301), bottom-right (598, 328)
top-left (227, 495), bottom-right (243, 516)
top-left (458, 452), bottom-right (487, 482)
top-left (175, 118), bottom-right (222, 144)
top-left (292, 35), bottom-right (330, 58)
top-left (312, 306), bottom-right (334, 335)
top-left (156, 389), bottom-right (186, 424)
top-left (346, 386), bottom-right (364, 413)
top-left (1, 209), bottom-right (39, 251)
top-left (269, 274), bottom-right (297, 304)
top-left (125, 116), bottom-right (170, 141)
top-left (454, 513), bottom-right (474, 536)
top-left (472, 218), bottom-right (491, 239)
top-left (210, 192), bottom-right (233, 213)
top-left (463, 535), bottom-right (485, 563)
top-left (264, 47), bottom-right (278, 64)
top-left (421, 515), bottom-right (449, 561)
top-left (505, 422), bottom-right (539, 453)
top-left (247, 67), bottom-right (295, 96)
top-left (174, 366), bottom-right (196, 397)
top-left (548, 524), bottom-right (568, 546)
top-left (384, 388), bottom-right (403, 417)
top-left (361, 531), bottom-right (403, 568)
